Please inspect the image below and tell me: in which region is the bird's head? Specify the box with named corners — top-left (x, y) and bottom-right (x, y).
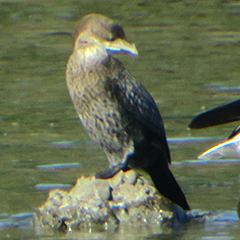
top-left (72, 14), bottom-right (138, 57)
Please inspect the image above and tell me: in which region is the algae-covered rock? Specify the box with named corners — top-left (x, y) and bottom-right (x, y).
top-left (34, 170), bottom-right (187, 232)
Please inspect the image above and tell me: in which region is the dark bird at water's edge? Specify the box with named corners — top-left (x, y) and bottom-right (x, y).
top-left (66, 13), bottom-right (190, 210)
top-left (189, 99), bottom-right (240, 139)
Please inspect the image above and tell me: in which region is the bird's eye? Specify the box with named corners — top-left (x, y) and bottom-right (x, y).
top-left (107, 36), bottom-right (115, 41)
top-left (111, 24), bottom-right (126, 40)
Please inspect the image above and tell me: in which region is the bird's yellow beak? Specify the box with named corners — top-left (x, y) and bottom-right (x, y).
top-left (104, 39), bottom-right (138, 57)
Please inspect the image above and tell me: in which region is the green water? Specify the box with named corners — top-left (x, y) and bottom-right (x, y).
top-left (0, 0), bottom-right (240, 239)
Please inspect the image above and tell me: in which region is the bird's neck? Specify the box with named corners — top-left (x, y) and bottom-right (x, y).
top-left (74, 36), bottom-right (110, 68)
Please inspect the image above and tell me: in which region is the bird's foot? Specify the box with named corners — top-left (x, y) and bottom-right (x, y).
top-left (95, 162), bottom-right (131, 179)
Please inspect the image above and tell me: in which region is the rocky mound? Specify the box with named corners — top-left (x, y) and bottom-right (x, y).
top-left (35, 170), bottom-right (188, 232)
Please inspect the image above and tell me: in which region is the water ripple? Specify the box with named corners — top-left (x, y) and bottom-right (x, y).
top-left (173, 159), bottom-right (240, 166)
top-left (35, 183), bottom-right (72, 191)
top-left (36, 162), bottom-right (82, 170)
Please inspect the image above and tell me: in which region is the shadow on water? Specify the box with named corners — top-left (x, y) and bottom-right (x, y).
top-left (0, 0), bottom-right (240, 239)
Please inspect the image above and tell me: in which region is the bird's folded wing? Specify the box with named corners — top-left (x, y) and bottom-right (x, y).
top-left (106, 71), bottom-right (171, 163)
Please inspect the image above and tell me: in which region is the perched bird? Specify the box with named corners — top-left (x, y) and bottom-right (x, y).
top-left (189, 99), bottom-right (240, 135)
top-left (66, 13), bottom-right (190, 210)
top-left (189, 99), bottom-right (240, 159)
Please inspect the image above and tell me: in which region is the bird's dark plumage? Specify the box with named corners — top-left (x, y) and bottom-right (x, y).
top-left (189, 99), bottom-right (240, 139)
top-left (66, 14), bottom-right (190, 210)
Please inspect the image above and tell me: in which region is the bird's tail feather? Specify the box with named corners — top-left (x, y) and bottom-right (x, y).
top-left (148, 162), bottom-right (190, 211)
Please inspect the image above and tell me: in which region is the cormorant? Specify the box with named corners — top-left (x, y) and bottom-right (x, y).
top-left (66, 13), bottom-right (190, 210)
top-left (189, 99), bottom-right (240, 138)
top-left (189, 99), bottom-right (240, 159)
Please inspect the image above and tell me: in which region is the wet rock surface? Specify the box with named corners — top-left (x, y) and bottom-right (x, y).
top-left (34, 170), bottom-right (188, 232)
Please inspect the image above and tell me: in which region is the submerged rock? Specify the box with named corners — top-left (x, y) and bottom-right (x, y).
top-left (34, 170), bottom-right (188, 232)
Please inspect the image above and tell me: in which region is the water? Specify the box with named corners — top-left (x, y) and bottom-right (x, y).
top-left (0, 0), bottom-right (240, 239)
